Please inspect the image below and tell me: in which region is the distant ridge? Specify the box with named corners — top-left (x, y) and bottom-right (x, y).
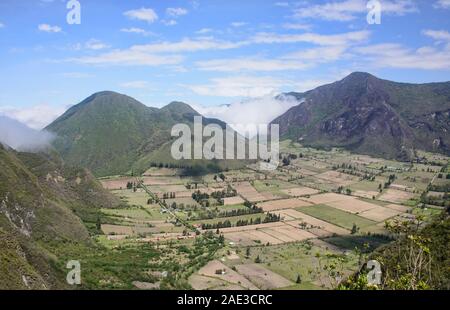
top-left (271, 72), bottom-right (450, 160)
top-left (46, 91), bottom-right (245, 176)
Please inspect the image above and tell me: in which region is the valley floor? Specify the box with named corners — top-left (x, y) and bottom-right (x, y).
top-left (86, 141), bottom-right (449, 290)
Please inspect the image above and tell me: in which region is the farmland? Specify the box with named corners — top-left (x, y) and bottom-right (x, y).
top-left (92, 141), bottom-right (449, 290)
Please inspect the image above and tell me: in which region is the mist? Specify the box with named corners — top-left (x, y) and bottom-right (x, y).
top-left (0, 115), bottom-right (55, 152)
top-left (192, 94), bottom-right (303, 137)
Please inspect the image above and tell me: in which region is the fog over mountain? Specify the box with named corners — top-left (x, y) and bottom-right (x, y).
top-left (0, 115), bottom-right (55, 152)
top-left (192, 94), bottom-right (302, 136)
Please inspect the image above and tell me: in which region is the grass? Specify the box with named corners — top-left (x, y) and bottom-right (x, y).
top-left (101, 207), bottom-right (153, 220)
top-left (253, 179), bottom-right (296, 197)
top-left (229, 242), bottom-right (358, 289)
top-left (189, 213), bottom-right (265, 226)
top-left (297, 204), bottom-right (376, 230)
top-left (324, 235), bottom-right (393, 253)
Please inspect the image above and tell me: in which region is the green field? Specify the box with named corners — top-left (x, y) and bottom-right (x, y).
top-left (297, 204), bottom-right (376, 230)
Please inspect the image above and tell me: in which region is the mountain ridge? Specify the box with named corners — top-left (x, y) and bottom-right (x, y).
top-left (272, 72), bottom-right (450, 160)
top-left (46, 92), bottom-right (246, 176)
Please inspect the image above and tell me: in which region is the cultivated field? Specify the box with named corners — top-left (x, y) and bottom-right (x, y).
top-left (96, 142), bottom-right (449, 290)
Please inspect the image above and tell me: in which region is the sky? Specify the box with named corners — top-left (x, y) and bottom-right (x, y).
top-left (0, 0), bottom-right (449, 129)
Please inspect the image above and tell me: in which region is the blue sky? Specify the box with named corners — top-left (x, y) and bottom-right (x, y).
top-left (0, 0), bottom-right (449, 128)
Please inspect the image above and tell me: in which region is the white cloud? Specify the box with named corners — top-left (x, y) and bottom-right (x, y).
top-left (185, 76), bottom-right (290, 98)
top-left (68, 50), bottom-right (183, 66)
top-left (120, 27), bottom-right (155, 36)
top-left (119, 81), bottom-right (150, 89)
top-left (283, 45), bottom-right (349, 62)
top-left (423, 29), bottom-right (450, 42)
top-left (85, 39), bottom-right (110, 50)
top-left (251, 30), bottom-right (370, 46)
top-left (192, 94), bottom-right (302, 132)
top-left (293, 0), bottom-right (418, 22)
top-left (231, 22), bottom-right (248, 27)
top-left (196, 44), bottom-right (350, 73)
top-left (355, 43), bottom-right (450, 70)
top-left (0, 104), bottom-right (68, 129)
top-left (434, 0), bottom-right (450, 9)
top-left (196, 28), bottom-right (213, 34)
top-left (61, 72), bottom-right (94, 79)
top-left (66, 30), bottom-right (369, 68)
top-left (275, 2), bottom-right (290, 7)
top-left (196, 57), bottom-right (311, 72)
top-left (131, 37), bottom-right (246, 53)
top-left (124, 8), bottom-right (158, 23)
top-left (162, 20), bottom-right (178, 26)
top-left (0, 22), bottom-right (4, 28)
top-left (166, 7), bottom-right (188, 17)
top-left (38, 23), bottom-right (62, 33)
top-left (0, 116), bottom-right (55, 152)
top-left (282, 23), bottom-right (312, 30)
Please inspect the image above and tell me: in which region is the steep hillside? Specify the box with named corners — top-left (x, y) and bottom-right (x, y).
top-left (0, 145), bottom-right (118, 289)
top-left (46, 92), bottom-right (246, 177)
top-left (272, 72), bottom-right (450, 160)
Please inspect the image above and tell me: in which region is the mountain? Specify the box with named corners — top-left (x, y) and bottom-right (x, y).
top-left (272, 72), bottom-right (450, 160)
top-left (0, 145), bottom-right (119, 289)
top-left (46, 91), bottom-right (245, 177)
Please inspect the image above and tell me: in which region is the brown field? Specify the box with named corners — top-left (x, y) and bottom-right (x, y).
top-left (326, 199), bottom-right (379, 214)
top-left (223, 196), bottom-right (245, 206)
top-left (148, 184), bottom-right (188, 193)
top-left (281, 187), bottom-right (320, 197)
top-left (188, 274), bottom-right (235, 290)
top-left (101, 224), bottom-right (133, 235)
top-left (358, 206), bottom-right (402, 222)
top-left (197, 260), bottom-right (258, 290)
top-left (221, 221), bottom-right (317, 246)
top-left (297, 168), bottom-right (319, 176)
top-left (258, 198), bottom-right (313, 211)
top-left (215, 222), bottom-right (285, 234)
top-left (279, 210), bottom-right (349, 235)
top-left (269, 225), bottom-right (317, 241)
top-left (302, 193), bottom-right (355, 204)
top-left (233, 182), bottom-right (270, 202)
top-left (142, 176), bottom-right (182, 185)
top-left (223, 232), bottom-right (260, 246)
top-left (235, 264), bottom-right (293, 289)
top-left (353, 190), bottom-right (380, 199)
top-left (170, 191), bottom-right (194, 198)
top-left (384, 204), bottom-right (411, 213)
top-left (244, 230), bottom-right (285, 245)
top-left (379, 189), bottom-right (416, 203)
top-left (143, 167), bottom-right (181, 176)
top-left (100, 177), bottom-right (135, 190)
top-left (314, 171), bottom-right (359, 186)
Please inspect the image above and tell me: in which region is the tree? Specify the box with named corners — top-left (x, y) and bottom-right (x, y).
top-left (296, 274), bottom-right (302, 284)
top-left (255, 255), bottom-right (261, 263)
top-left (246, 247), bottom-right (251, 258)
top-left (96, 216), bottom-right (101, 231)
top-left (351, 224), bottom-right (359, 235)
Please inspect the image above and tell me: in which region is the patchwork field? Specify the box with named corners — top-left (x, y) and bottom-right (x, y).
top-left (96, 143), bottom-right (448, 290)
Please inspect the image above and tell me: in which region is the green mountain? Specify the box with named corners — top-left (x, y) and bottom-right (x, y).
top-left (0, 145), bottom-right (119, 289)
top-left (46, 91), bottom-right (247, 177)
top-left (272, 72), bottom-right (450, 160)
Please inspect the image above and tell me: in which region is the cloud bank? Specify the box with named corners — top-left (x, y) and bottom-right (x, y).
top-left (192, 94), bottom-right (303, 136)
top-left (0, 116), bottom-right (55, 152)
